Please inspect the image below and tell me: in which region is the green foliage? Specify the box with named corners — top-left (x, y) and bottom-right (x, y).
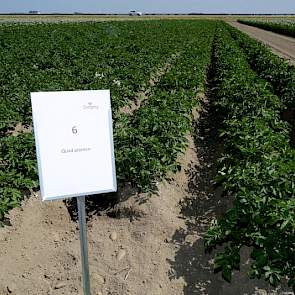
top-left (238, 19), bottom-right (295, 38)
top-left (115, 22), bottom-right (216, 191)
top-left (205, 25), bottom-right (295, 290)
top-left (214, 245), bottom-right (241, 282)
top-left (0, 20), bottom-right (216, 217)
top-left (0, 133), bottom-right (38, 219)
top-left (0, 20), bottom-right (204, 132)
top-left (226, 23), bottom-right (295, 110)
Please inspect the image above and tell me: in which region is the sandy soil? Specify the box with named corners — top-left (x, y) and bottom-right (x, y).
top-left (1, 95), bottom-right (293, 295)
top-left (229, 22), bottom-right (295, 65)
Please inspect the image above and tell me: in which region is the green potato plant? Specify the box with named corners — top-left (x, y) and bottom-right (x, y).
top-left (205, 25), bottom-right (295, 290)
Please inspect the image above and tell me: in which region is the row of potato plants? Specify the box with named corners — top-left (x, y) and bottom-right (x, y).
top-left (0, 20), bottom-right (179, 219)
top-left (114, 21), bottom-right (216, 192)
top-left (0, 20), bottom-right (216, 220)
top-left (204, 24), bottom-right (295, 290)
top-left (0, 20), bottom-right (201, 132)
top-left (226, 22), bottom-right (295, 148)
top-left (226, 23), bottom-right (295, 111)
top-left (238, 19), bottom-right (295, 38)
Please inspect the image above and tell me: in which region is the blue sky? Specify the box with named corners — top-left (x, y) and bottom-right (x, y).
top-left (0, 0), bottom-right (294, 14)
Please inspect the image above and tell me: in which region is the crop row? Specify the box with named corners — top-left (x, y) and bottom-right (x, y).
top-left (238, 19), bottom-right (295, 38)
top-left (0, 20), bottom-right (207, 132)
top-left (226, 22), bottom-right (295, 147)
top-left (205, 24), bottom-right (295, 290)
top-left (226, 23), bottom-right (295, 111)
top-left (115, 21), bottom-right (216, 191)
top-left (0, 20), bottom-right (216, 220)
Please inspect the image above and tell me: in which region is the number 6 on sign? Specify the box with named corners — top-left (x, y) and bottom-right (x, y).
top-left (72, 126), bottom-right (78, 134)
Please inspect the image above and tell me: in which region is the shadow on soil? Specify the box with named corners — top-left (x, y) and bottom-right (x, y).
top-left (167, 99), bottom-right (293, 295)
top-left (64, 183), bottom-right (147, 222)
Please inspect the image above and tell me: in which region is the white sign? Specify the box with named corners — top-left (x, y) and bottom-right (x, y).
top-left (31, 90), bottom-right (117, 201)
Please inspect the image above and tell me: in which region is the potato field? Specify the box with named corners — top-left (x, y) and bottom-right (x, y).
top-left (0, 19), bottom-right (294, 294)
top-left (238, 19), bottom-right (295, 38)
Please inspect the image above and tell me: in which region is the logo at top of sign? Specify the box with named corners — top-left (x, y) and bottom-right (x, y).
top-left (83, 102), bottom-right (99, 110)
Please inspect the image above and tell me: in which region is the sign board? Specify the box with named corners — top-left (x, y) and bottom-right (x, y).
top-left (31, 90), bottom-right (117, 201)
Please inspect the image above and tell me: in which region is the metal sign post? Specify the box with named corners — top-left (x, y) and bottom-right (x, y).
top-left (77, 195), bottom-right (91, 295)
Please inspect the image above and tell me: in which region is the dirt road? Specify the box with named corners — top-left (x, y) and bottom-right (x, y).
top-left (229, 21), bottom-right (295, 65)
